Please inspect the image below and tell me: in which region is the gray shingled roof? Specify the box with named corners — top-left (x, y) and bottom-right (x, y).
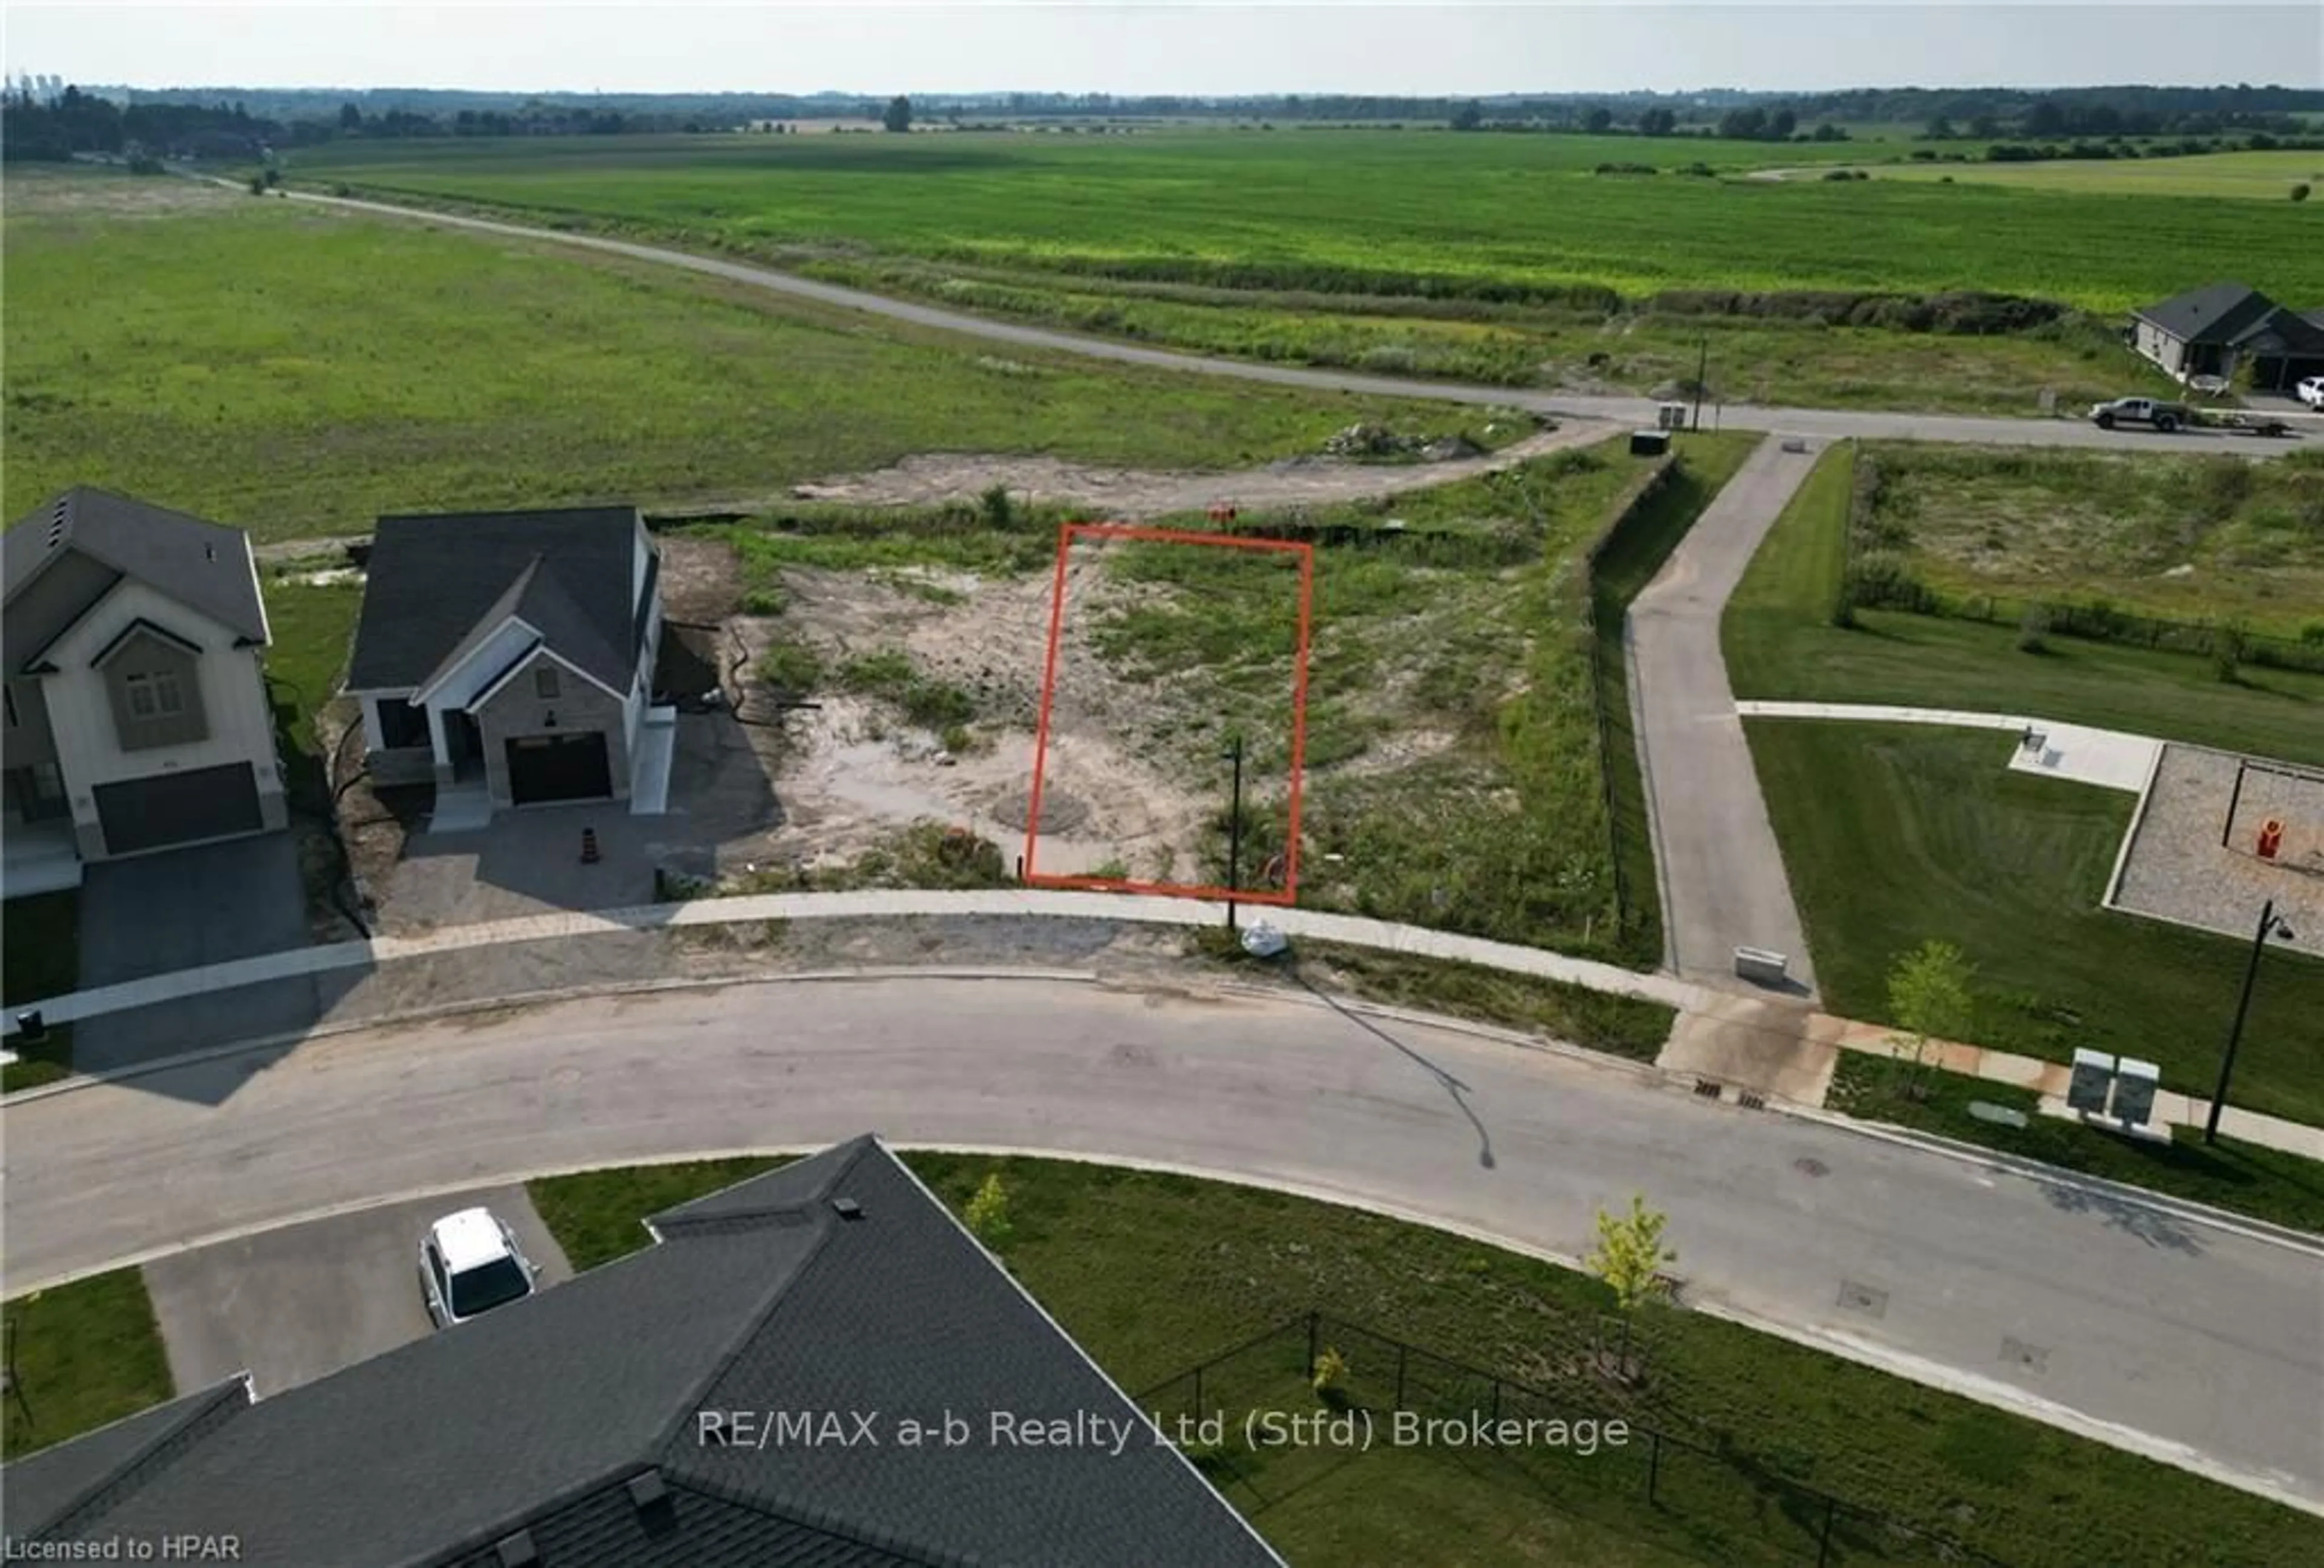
top-left (2132, 281), bottom-right (2300, 348)
top-left (2, 488), bottom-right (268, 646)
top-left (346, 507), bottom-right (645, 696)
top-left (2, 1138), bottom-right (1284, 1568)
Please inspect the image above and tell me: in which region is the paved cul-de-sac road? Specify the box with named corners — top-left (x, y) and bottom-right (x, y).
top-left (7, 977), bottom-right (2319, 1512)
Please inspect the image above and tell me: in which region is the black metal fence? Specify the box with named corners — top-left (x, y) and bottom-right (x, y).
top-left (1577, 458), bottom-right (1679, 953)
top-left (1138, 1311), bottom-right (2014, 1568)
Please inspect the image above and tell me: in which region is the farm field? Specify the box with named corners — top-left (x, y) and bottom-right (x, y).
top-left (792, 252), bottom-right (2165, 415)
top-left (1849, 442), bottom-right (2324, 638)
top-left (0, 167), bottom-right (1475, 539)
top-left (284, 132), bottom-right (2324, 312)
top-left (525, 1154), bottom-right (2317, 1568)
top-left (1876, 145), bottom-right (2324, 197)
top-left (701, 433), bottom-right (1742, 963)
top-left (1722, 443), bottom-right (2324, 765)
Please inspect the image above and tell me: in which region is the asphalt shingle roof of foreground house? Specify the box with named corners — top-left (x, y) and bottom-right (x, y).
top-left (3, 487), bottom-right (271, 655)
top-left (346, 505), bottom-right (647, 695)
top-left (1, 1137), bottom-right (1284, 1568)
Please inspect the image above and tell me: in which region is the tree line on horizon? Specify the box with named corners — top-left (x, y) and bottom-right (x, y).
top-left (5, 79), bottom-right (2319, 162)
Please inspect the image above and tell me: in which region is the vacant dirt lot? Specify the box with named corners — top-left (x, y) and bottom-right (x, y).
top-left (731, 554), bottom-right (1215, 881)
top-left (783, 418), bottom-right (1610, 518)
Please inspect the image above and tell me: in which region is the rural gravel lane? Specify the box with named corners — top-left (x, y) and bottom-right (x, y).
top-left (7, 977), bottom-right (2319, 1513)
top-left (273, 187), bottom-right (2311, 457)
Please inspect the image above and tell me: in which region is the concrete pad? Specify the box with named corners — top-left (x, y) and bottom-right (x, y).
top-left (1654, 994), bottom-right (1836, 1104)
top-left (629, 706), bottom-right (677, 816)
top-left (425, 781), bottom-right (493, 834)
top-left (2003, 721), bottom-right (2160, 794)
top-left (143, 1184), bottom-right (573, 1400)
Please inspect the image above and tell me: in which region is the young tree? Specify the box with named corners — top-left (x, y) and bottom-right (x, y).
top-left (1449, 100), bottom-right (1483, 131)
top-left (1886, 939), bottom-right (1975, 1098)
top-left (1581, 105), bottom-right (1613, 134)
top-left (1638, 107), bottom-right (1677, 137)
top-left (964, 1172), bottom-right (1013, 1246)
top-left (882, 94), bottom-right (913, 133)
top-left (1585, 1194), bottom-right (1676, 1381)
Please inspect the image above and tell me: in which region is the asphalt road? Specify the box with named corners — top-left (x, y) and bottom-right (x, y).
top-left (7, 977), bottom-right (2319, 1512)
top-left (1628, 436), bottom-right (1825, 996)
top-left (141, 1184), bottom-right (573, 1399)
top-left (278, 188), bottom-right (2312, 457)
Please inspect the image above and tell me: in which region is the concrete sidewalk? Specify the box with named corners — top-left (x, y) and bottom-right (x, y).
top-left (1735, 702), bottom-right (2164, 793)
top-left (4, 888), bottom-right (1706, 1028)
top-left (1819, 1015), bottom-right (2324, 1161)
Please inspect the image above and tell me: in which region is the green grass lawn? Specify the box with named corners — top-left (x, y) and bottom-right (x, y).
top-left (1, 890), bottom-right (80, 1092)
top-left (1829, 1055), bottom-right (2324, 1236)
top-left (2, 171), bottom-right (1477, 540)
top-left (284, 131), bottom-right (2324, 312)
top-left (1747, 721), bottom-right (2324, 1124)
top-left (528, 1153), bottom-right (2316, 1568)
top-left (1851, 443), bottom-right (2324, 639)
top-left (258, 576), bottom-right (364, 803)
top-left (1724, 444), bottom-right (2324, 765)
top-left (1, 1270), bottom-right (174, 1459)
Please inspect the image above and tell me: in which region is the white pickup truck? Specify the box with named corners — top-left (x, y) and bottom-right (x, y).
top-left (2089, 397), bottom-right (2192, 432)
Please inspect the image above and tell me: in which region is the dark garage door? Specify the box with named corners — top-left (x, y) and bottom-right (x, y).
top-left (93, 763), bottom-right (263, 855)
top-left (505, 733), bottom-right (612, 805)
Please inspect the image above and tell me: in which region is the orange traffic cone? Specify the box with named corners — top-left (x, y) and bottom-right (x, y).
top-left (580, 827), bottom-right (601, 865)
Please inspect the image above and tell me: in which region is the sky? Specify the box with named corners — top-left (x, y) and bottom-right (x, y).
top-left (5, 2), bottom-right (2319, 97)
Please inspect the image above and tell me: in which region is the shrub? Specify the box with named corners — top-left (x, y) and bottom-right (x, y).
top-left (2211, 622), bottom-right (2247, 684)
top-left (978, 484), bottom-right (1014, 530)
top-left (741, 585), bottom-right (787, 615)
top-left (1844, 551), bottom-right (1937, 614)
top-left (757, 640), bottom-right (822, 692)
top-left (2300, 620), bottom-right (2324, 647)
top-left (2293, 183), bottom-right (2313, 202)
top-left (2015, 603), bottom-right (2050, 654)
top-left (1311, 1346), bottom-right (1348, 1399)
top-left (964, 1173), bottom-right (1013, 1247)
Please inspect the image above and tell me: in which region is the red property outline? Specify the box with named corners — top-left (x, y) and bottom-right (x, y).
top-left (1022, 521), bottom-right (1314, 905)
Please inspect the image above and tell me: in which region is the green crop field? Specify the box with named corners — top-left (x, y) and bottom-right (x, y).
top-left (1, 168), bottom-right (1471, 539)
top-left (1879, 146), bottom-right (2324, 198)
top-left (286, 131), bottom-right (2324, 313)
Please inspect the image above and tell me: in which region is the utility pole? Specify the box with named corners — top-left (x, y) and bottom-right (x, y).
top-left (2206, 899), bottom-right (2291, 1144)
top-left (1690, 337), bottom-right (1708, 433)
top-left (1223, 732), bottom-right (1246, 933)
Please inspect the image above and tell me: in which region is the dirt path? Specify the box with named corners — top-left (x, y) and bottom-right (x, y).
top-left (781, 419), bottom-right (1617, 517)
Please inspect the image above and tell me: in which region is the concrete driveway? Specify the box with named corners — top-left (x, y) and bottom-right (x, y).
top-left (142, 1185), bottom-right (573, 1399)
top-left (73, 832), bottom-right (318, 1072)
